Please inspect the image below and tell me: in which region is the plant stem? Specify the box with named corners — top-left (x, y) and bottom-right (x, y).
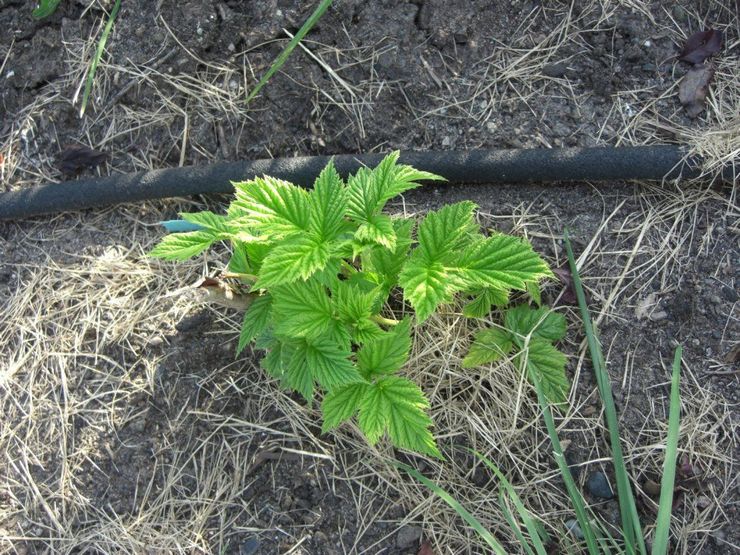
top-left (222, 271), bottom-right (258, 282)
top-left (371, 314), bottom-right (400, 326)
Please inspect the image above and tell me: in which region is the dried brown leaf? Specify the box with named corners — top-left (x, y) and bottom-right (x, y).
top-left (553, 266), bottom-right (577, 305)
top-left (679, 29), bottom-right (722, 65)
top-left (57, 143), bottom-right (108, 175)
top-left (678, 64), bottom-right (714, 118)
top-left (418, 541), bottom-right (435, 555)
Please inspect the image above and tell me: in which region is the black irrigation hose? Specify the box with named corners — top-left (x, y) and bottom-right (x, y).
top-left (0, 146), bottom-right (703, 220)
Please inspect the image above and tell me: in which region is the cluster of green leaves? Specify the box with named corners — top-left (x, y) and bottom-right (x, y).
top-left (151, 152), bottom-right (557, 458)
top-left (463, 305), bottom-right (569, 403)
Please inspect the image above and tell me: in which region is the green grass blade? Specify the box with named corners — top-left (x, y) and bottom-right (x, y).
top-left (471, 451), bottom-right (548, 555)
top-left (497, 490), bottom-right (538, 555)
top-left (528, 368), bottom-right (603, 554)
top-left (245, 0), bottom-right (333, 103)
top-left (396, 462), bottom-right (508, 555)
top-left (79, 0), bottom-right (121, 117)
top-left (651, 345), bottom-right (683, 555)
top-left (564, 230), bottom-right (646, 555)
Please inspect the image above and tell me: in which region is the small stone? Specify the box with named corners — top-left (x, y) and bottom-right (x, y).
top-left (697, 496), bottom-right (712, 510)
top-left (721, 286), bottom-right (738, 302)
top-left (710, 295), bottom-right (722, 305)
top-left (565, 519), bottom-right (584, 539)
top-left (240, 537), bottom-right (260, 555)
top-left (587, 471), bottom-right (615, 499)
top-left (649, 310), bottom-right (668, 322)
top-left (396, 525), bottom-right (422, 549)
top-left (644, 479), bottom-right (661, 497)
top-left (228, 43), bottom-right (236, 52)
top-left (441, 136), bottom-right (451, 147)
top-left (542, 63), bottom-right (567, 78)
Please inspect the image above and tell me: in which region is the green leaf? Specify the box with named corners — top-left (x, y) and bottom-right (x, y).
top-left (399, 202), bottom-right (480, 320)
top-left (245, 242), bottom-right (271, 273)
top-left (462, 328), bottom-right (514, 368)
top-left (180, 211), bottom-right (233, 236)
top-left (272, 279), bottom-right (334, 339)
top-left (322, 382), bottom-right (370, 432)
top-left (526, 281), bottom-right (542, 306)
top-left (365, 218), bottom-right (414, 286)
top-left (357, 319), bottom-right (412, 377)
top-left (462, 288), bottom-right (510, 318)
top-left (32, 0), bottom-right (61, 18)
top-left (518, 338), bottom-right (569, 404)
top-left (455, 234), bottom-right (553, 292)
top-left (332, 281), bottom-right (384, 343)
top-left (237, 294), bottom-right (272, 355)
top-left (232, 176), bottom-right (310, 238)
top-left (284, 341), bottom-right (315, 401)
top-left (358, 376), bottom-right (440, 458)
top-left (149, 230), bottom-right (217, 260)
top-left (346, 152), bottom-right (444, 223)
top-left (304, 337), bottom-right (361, 389)
top-left (229, 241), bottom-right (252, 275)
top-left (505, 305), bottom-right (567, 343)
top-left (398, 260), bottom-right (450, 322)
top-left (261, 338), bottom-right (286, 379)
top-left (416, 201), bottom-right (478, 264)
top-left (309, 161), bottom-right (348, 241)
top-left (355, 213), bottom-right (397, 249)
top-left (255, 234), bottom-right (331, 288)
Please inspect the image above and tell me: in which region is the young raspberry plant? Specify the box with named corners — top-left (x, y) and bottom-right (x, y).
top-left (150, 152), bottom-right (567, 458)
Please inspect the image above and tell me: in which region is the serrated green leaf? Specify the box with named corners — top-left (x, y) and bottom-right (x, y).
top-left (416, 201), bottom-right (479, 263)
top-left (229, 241), bottom-right (252, 275)
top-left (462, 328), bottom-right (514, 368)
top-left (180, 211), bottom-right (234, 237)
top-left (309, 161), bottom-right (348, 241)
top-left (245, 242), bottom-right (271, 273)
top-left (455, 234), bottom-right (552, 292)
top-left (256, 234), bottom-right (331, 288)
top-left (149, 230), bottom-right (217, 260)
top-left (284, 341), bottom-right (315, 401)
top-left (346, 152), bottom-right (444, 224)
top-left (526, 280), bottom-right (542, 306)
top-left (322, 382), bottom-right (370, 431)
top-left (272, 279), bottom-right (334, 339)
top-left (518, 338), bottom-right (569, 404)
top-left (462, 288), bottom-right (510, 318)
top-left (261, 338), bottom-right (285, 379)
top-left (398, 260), bottom-right (450, 322)
top-left (505, 305), bottom-right (566, 343)
top-left (398, 202), bottom-right (480, 320)
top-left (237, 294), bottom-right (272, 355)
top-left (357, 318), bottom-right (412, 377)
top-left (355, 213), bottom-right (397, 249)
top-left (333, 281), bottom-right (378, 322)
top-left (365, 218), bottom-right (414, 285)
top-left (232, 176), bottom-right (310, 238)
top-left (304, 337), bottom-right (361, 389)
top-left (332, 281), bottom-right (384, 343)
top-left (358, 376), bottom-right (440, 458)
